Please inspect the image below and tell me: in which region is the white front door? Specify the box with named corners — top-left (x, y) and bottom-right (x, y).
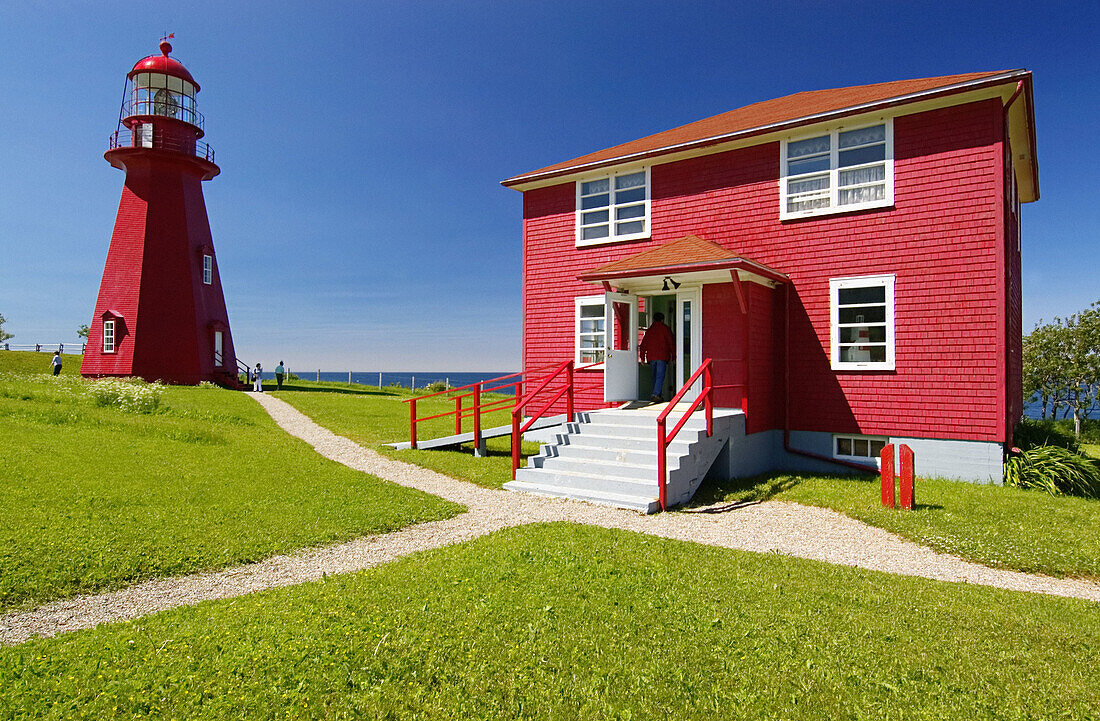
top-left (675, 287), bottom-right (703, 401)
top-left (603, 291), bottom-right (638, 402)
top-left (213, 330), bottom-right (223, 367)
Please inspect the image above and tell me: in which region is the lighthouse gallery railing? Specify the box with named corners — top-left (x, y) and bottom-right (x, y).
top-left (109, 129), bottom-right (215, 164)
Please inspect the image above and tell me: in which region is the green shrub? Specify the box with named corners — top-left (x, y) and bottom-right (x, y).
top-left (1005, 444), bottom-right (1100, 498)
top-left (1014, 418), bottom-right (1081, 453)
top-left (423, 381), bottom-right (449, 393)
top-left (85, 377), bottom-right (164, 413)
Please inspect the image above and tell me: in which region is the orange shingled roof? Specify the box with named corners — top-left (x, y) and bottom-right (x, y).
top-left (579, 235), bottom-right (787, 283)
top-left (505, 70), bottom-right (1020, 186)
top-left (583, 235), bottom-right (737, 277)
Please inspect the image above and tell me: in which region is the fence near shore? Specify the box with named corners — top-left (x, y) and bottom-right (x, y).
top-left (286, 370), bottom-right (517, 394)
top-left (2, 343), bottom-right (86, 354)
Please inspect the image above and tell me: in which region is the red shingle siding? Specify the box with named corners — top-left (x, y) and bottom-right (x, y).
top-left (521, 98), bottom-right (1011, 442)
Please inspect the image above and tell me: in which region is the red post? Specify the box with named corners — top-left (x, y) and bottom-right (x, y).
top-left (454, 395), bottom-right (462, 435)
top-left (657, 417), bottom-right (667, 511)
top-left (409, 399), bottom-right (418, 450)
top-left (704, 364), bottom-right (713, 436)
top-left (511, 411), bottom-right (521, 479)
top-left (899, 444), bottom-right (915, 510)
top-left (880, 443), bottom-right (895, 508)
top-left (566, 362), bottom-right (575, 421)
top-left (472, 383), bottom-right (482, 454)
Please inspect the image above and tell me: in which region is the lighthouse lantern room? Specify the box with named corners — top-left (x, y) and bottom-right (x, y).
top-left (82, 39), bottom-right (238, 385)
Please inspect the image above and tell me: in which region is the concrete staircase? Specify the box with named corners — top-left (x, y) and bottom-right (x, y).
top-left (504, 405), bottom-right (737, 513)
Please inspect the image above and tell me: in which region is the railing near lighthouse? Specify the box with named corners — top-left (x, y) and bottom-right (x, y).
top-left (109, 129), bottom-right (215, 164)
top-left (121, 97), bottom-right (205, 131)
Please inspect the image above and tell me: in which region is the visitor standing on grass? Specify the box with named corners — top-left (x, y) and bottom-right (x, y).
top-left (50, 351), bottom-right (62, 376)
top-left (275, 361), bottom-right (285, 390)
top-left (253, 363), bottom-right (263, 393)
top-left (639, 312), bottom-right (674, 403)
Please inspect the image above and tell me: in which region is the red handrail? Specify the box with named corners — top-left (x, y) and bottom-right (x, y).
top-left (403, 364), bottom-right (564, 450)
top-left (510, 360), bottom-right (604, 478)
top-left (656, 358), bottom-right (714, 511)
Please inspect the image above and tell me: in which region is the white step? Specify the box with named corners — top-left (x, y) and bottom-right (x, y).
top-left (514, 466), bottom-right (656, 498)
top-left (506, 407), bottom-right (736, 513)
top-left (562, 432), bottom-right (695, 453)
top-left (504, 478), bottom-right (659, 514)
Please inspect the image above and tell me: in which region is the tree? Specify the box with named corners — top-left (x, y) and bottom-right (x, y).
top-left (77, 324), bottom-right (89, 340)
top-left (1023, 301), bottom-right (1100, 436)
top-left (1062, 303), bottom-right (1100, 436)
top-left (0, 312), bottom-right (12, 343)
top-left (1023, 321), bottom-right (1064, 419)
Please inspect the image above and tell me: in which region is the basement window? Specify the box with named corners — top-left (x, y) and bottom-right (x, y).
top-left (834, 434), bottom-right (888, 464)
top-left (103, 320), bottom-right (116, 353)
top-left (575, 296), bottom-right (606, 365)
top-left (576, 168), bottom-right (650, 247)
top-left (830, 274), bottom-right (895, 371)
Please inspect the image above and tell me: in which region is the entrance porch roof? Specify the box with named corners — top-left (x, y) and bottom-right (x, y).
top-left (578, 235), bottom-right (789, 287)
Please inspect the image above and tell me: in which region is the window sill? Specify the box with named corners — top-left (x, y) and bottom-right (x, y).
top-left (832, 362), bottom-right (895, 372)
top-left (834, 454), bottom-right (882, 467)
top-left (780, 199), bottom-right (894, 222)
top-left (575, 233), bottom-right (650, 249)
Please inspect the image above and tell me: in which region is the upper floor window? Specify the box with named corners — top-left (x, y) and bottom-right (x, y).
top-left (781, 120), bottom-right (893, 220)
top-left (576, 168), bottom-right (650, 247)
top-left (830, 274), bottom-right (895, 371)
top-left (103, 320), bottom-right (116, 354)
top-left (202, 254), bottom-right (213, 285)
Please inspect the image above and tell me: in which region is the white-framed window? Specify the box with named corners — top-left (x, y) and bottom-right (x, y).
top-left (576, 168), bottom-right (650, 247)
top-left (202, 254), bottom-right (213, 285)
top-left (834, 434), bottom-right (888, 464)
top-left (575, 296), bottom-right (606, 365)
top-left (780, 119), bottom-right (893, 220)
top-left (214, 330), bottom-right (223, 366)
top-left (830, 274), bottom-right (895, 371)
top-left (103, 320), bottom-right (116, 353)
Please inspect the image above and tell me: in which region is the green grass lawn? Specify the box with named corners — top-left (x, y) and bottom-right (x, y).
top-left (693, 473), bottom-right (1100, 580)
top-left (275, 379), bottom-right (1100, 580)
top-left (0, 349), bottom-right (83, 376)
top-left (3, 523), bottom-right (1097, 719)
top-left (272, 379), bottom-right (541, 489)
top-left (0, 354), bottom-right (462, 611)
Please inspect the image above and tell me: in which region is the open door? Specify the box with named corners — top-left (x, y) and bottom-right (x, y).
top-left (603, 291), bottom-right (638, 402)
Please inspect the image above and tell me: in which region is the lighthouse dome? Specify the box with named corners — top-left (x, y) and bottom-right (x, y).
top-left (128, 40), bottom-right (200, 91)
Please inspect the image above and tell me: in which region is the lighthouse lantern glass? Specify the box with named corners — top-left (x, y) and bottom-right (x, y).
top-left (131, 73), bottom-right (198, 124)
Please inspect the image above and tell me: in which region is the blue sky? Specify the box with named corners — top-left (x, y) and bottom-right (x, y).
top-left (1, 1), bottom-right (1096, 372)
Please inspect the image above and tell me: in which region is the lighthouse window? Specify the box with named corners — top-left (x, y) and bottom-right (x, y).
top-left (202, 255), bottom-right (213, 285)
top-left (830, 274), bottom-right (894, 371)
top-left (103, 320), bottom-right (116, 354)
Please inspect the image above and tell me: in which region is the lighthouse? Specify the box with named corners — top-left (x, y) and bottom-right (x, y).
top-left (82, 38), bottom-right (238, 385)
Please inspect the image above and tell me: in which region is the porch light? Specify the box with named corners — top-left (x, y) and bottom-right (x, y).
top-left (662, 276), bottom-right (681, 291)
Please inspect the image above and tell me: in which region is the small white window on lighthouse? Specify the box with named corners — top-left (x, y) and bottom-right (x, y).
top-left (137, 123), bottom-right (153, 148)
top-left (202, 254), bottom-right (213, 285)
top-left (103, 320), bottom-right (116, 353)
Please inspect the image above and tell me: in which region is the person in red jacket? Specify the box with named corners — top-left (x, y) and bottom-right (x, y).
top-left (639, 312), bottom-right (674, 403)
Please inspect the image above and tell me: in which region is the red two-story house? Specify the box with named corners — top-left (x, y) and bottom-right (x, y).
top-left (502, 70), bottom-right (1037, 511)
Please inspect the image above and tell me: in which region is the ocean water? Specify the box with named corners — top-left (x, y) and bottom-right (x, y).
top-left (260, 370), bottom-right (520, 395)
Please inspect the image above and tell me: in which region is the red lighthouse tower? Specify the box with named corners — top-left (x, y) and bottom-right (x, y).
top-left (82, 38), bottom-right (238, 385)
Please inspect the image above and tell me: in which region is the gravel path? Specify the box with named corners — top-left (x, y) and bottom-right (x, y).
top-left (3, 393), bottom-right (1097, 646)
